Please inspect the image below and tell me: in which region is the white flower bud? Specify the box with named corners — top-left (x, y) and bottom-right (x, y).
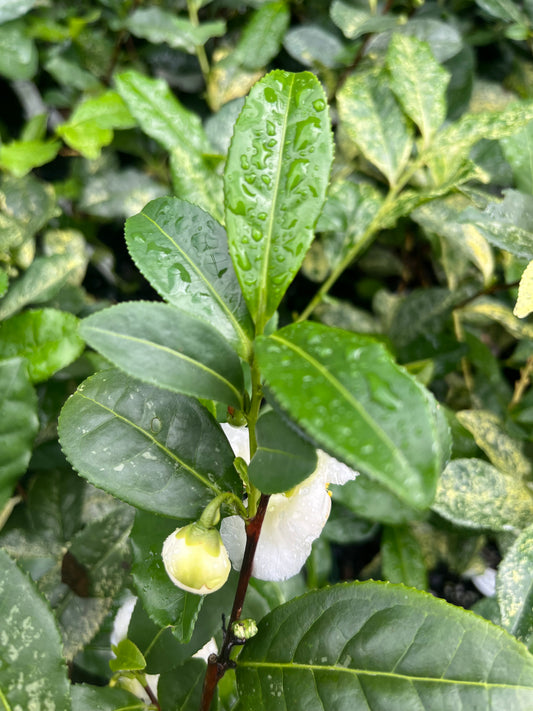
top-left (162, 523), bottom-right (231, 595)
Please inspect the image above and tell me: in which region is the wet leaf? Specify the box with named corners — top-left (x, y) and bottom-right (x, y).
top-left (255, 322), bottom-right (449, 509)
top-left (433, 458), bottom-right (533, 531)
top-left (125, 197), bottom-right (253, 359)
top-left (225, 70), bottom-right (333, 331)
top-left (497, 524), bottom-right (533, 641)
top-left (0, 308), bottom-right (84, 383)
top-left (0, 549), bottom-right (71, 711)
top-left (338, 69), bottom-right (413, 186)
top-left (0, 358), bottom-right (38, 508)
top-left (236, 581), bottom-right (533, 709)
top-left (80, 302), bottom-right (244, 407)
top-left (58, 369), bottom-right (241, 518)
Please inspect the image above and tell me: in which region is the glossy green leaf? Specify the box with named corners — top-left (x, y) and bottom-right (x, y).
top-left (225, 70), bottom-right (333, 330)
top-left (58, 369), bottom-right (240, 518)
top-left (476, 0), bottom-right (526, 21)
top-left (0, 358), bottom-right (38, 507)
top-left (0, 549), bottom-right (71, 711)
top-left (248, 410), bottom-right (317, 494)
top-left (109, 639), bottom-right (146, 672)
top-left (386, 34), bottom-right (449, 145)
top-left (0, 138), bottom-right (61, 177)
top-left (381, 524), bottom-right (428, 590)
top-left (125, 7), bottom-right (225, 53)
top-left (497, 524), bottom-right (533, 641)
top-left (338, 70), bottom-right (413, 186)
top-left (80, 168), bottom-right (167, 219)
top-left (56, 90), bottom-right (135, 159)
top-left (0, 20), bottom-right (37, 80)
top-left (125, 197), bottom-right (253, 359)
top-left (130, 510), bottom-right (203, 639)
top-left (255, 322), bottom-right (448, 509)
top-left (0, 0), bottom-right (34, 23)
top-left (456, 409), bottom-right (531, 478)
top-left (374, 18), bottom-right (464, 63)
top-left (234, 1), bottom-right (290, 71)
top-left (501, 121), bottom-right (533, 194)
top-left (433, 458), bottom-right (533, 531)
top-left (79, 302), bottom-right (244, 408)
top-left (71, 684), bottom-right (146, 711)
top-left (115, 70), bottom-right (222, 219)
top-left (0, 254), bottom-right (81, 320)
top-left (158, 659), bottom-right (206, 711)
top-left (236, 581), bottom-right (533, 709)
top-left (515, 260), bottom-right (533, 318)
top-left (0, 308), bottom-right (84, 383)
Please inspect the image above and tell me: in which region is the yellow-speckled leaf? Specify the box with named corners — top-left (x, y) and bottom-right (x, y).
top-left (464, 297), bottom-right (533, 340)
top-left (497, 524), bottom-right (533, 642)
top-left (456, 410), bottom-right (531, 479)
top-left (514, 260), bottom-right (533, 318)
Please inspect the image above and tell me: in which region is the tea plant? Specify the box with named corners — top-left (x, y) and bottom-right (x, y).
top-left (3, 1), bottom-right (533, 710)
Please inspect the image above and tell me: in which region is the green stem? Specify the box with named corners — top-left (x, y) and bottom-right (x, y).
top-left (244, 354), bottom-right (263, 518)
top-left (187, 0), bottom-right (210, 82)
top-left (199, 492), bottom-right (248, 528)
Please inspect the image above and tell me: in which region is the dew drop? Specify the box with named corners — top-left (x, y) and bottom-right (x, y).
top-left (313, 98), bottom-right (326, 112)
top-left (151, 417), bottom-right (162, 434)
top-left (264, 87), bottom-right (277, 103)
top-left (236, 252), bottom-right (252, 271)
top-left (252, 229), bottom-right (262, 242)
top-left (240, 155), bottom-right (250, 170)
top-left (258, 212), bottom-right (267, 221)
top-left (266, 121), bottom-right (276, 136)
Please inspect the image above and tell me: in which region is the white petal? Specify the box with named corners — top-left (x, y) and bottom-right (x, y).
top-left (316, 449), bottom-right (359, 486)
top-left (220, 423), bottom-right (250, 462)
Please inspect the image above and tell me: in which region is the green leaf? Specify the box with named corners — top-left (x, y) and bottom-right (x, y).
top-left (0, 269), bottom-right (7, 297)
top-left (0, 0), bottom-right (35, 23)
top-left (456, 409), bottom-right (531, 479)
top-left (386, 34), bottom-right (449, 145)
top-left (0, 358), bottom-right (38, 508)
top-left (71, 684), bottom-right (146, 711)
top-left (0, 20), bottom-right (37, 80)
top-left (125, 7), bottom-right (225, 53)
top-left (248, 409), bottom-right (317, 494)
top-left (500, 121), bottom-right (533, 194)
top-left (80, 168), bottom-right (167, 219)
top-left (0, 254), bottom-right (85, 320)
top-left (110, 639), bottom-right (146, 672)
top-left (433, 458), bottom-right (533, 531)
top-left (515, 260), bottom-right (533, 318)
top-left (125, 197), bottom-right (253, 359)
top-left (158, 659), bottom-right (206, 711)
top-left (236, 581), bottom-right (533, 709)
top-left (497, 524), bottom-right (533, 641)
top-left (225, 70), bottom-right (333, 331)
top-left (0, 549), bottom-right (71, 711)
top-left (0, 138), bottom-right (61, 177)
top-left (80, 302), bottom-right (244, 407)
top-left (381, 524), bottom-right (428, 590)
top-left (283, 25), bottom-right (348, 69)
top-left (234, 1), bottom-right (290, 71)
top-left (115, 70), bottom-right (222, 219)
top-left (0, 308), bottom-right (84, 383)
top-left (338, 69), bottom-right (413, 186)
top-left (330, 0), bottom-right (400, 40)
top-left (476, 0), bottom-right (526, 22)
top-left (255, 322), bottom-right (448, 509)
top-left (58, 369), bottom-right (241, 518)
top-left (130, 510), bottom-right (204, 640)
top-left (56, 90), bottom-right (135, 159)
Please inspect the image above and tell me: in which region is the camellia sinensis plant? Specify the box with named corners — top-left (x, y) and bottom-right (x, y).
top-left (52, 65), bottom-right (533, 710)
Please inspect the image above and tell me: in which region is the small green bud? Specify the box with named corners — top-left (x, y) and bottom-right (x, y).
top-left (231, 618), bottom-right (258, 641)
top-left (162, 522), bottom-right (231, 595)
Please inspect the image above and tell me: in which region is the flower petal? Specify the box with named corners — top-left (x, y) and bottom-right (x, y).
top-left (220, 423), bottom-right (250, 461)
top-left (316, 449), bottom-right (359, 486)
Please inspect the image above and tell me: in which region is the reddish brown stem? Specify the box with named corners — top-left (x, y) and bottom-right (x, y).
top-left (200, 494), bottom-right (270, 711)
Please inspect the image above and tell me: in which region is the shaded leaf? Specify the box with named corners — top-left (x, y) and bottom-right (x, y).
top-left (80, 302), bottom-right (244, 407)
top-left (234, 1), bottom-right (290, 71)
top-left (125, 197), bottom-right (253, 359)
top-left (248, 410), bottom-right (317, 494)
top-left (500, 121), bottom-right (533, 194)
top-left (0, 549), bottom-right (71, 711)
top-left (330, 0), bottom-right (400, 39)
top-left (381, 524), bottom-right (428, 590)
top-left (0, 0), bottom-right (35, 23)
top-left (225, 70), bottom-right (333, 330)
top-left (433, 458), bottom-right (533, 531)
top-left (58, 369), bottom-right (240, 518)
top-left (71, 684), bottom-right (146, 711)
top-left (0, 358), bottom-right (38, 507)
top-left (338, 69), bottom-right (413, 186)
top-left (236, 581), bottom-right (533, 709)
top-left (0, 308), bottom-right (84, 383)
top-left (130, 510), bottom-right (204, 639)
top-left (283, 25), bottom-right (347, 69)
top-left (158, 659), bottom-right (206, 711)
top-left (80, 168), bottom-right (167, 219)
top-left (125, 7), bottom-right (225, 53)
top-left (497, 524), bottom-right (533, 641)
top-left (0, 20), bottom-right (37, 80)
top-left (255, 322), bottom-right (449, 509)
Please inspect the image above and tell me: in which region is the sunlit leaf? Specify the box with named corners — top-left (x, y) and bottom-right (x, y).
top-left (514, 260), bottom-right (533, 318)
top-left (0, 138), bottom-right (60, 177)
top-left (497, 524), bottom-right (533, 641)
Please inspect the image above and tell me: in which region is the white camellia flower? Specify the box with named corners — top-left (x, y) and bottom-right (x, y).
top-left (162, 522), bottom-right (231, 595)
top-left (220, 423), bottom-right (358, 581)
